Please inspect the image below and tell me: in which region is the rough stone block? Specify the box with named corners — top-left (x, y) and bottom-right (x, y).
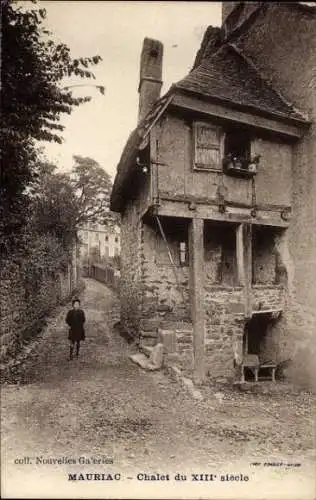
top-left (149, 343), bottom-right (164, 369)
top-left (229, 302), bottom-right (244, 314)
top-left (140, 345), bottom-right (153, 357)
top-left (158, 329), bottom-right (177, 353)
top-left (140, 336), bottom-right (157, 347)
top-left (140, 318), bottom-right (160, 332)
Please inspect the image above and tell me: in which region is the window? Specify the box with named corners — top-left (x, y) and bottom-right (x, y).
top-left (115, 237), bottom-right (119, 243)
top-left (252, 226), bottom-right (278, 285)
top-left (193, 122), bottom-right (222, 171)
top-left (105, 235), bottom-right (109, 242)
top-left (204, 222), bottom-right (238, 286)
top-left (224, 127), bottom-right (251, 161)
top-left (155, 218), bottom-right (189, 267)
top-left (222, 127), bottom-right (259, 177)
top-left (94, 232), bottom-right (99, 242)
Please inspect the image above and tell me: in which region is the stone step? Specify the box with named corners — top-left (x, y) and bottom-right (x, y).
top-left (139, 345), bottom-right (154, 358)
top-left (129, 343), bottom-right (163, 371)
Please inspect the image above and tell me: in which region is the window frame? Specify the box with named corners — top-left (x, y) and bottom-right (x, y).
top-left (155, 232), bottom-right (189, 268)
top-left (223, 127), bottom-right (251, 162)
top-left (193, 121), bottom-right (223, 172)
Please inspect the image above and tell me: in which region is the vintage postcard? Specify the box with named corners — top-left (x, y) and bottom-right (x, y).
top-left (1, 1), bottom-right (316, 499)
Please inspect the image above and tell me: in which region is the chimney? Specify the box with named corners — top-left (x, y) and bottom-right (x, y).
top-left (138, 38), bottom-right (163, 123)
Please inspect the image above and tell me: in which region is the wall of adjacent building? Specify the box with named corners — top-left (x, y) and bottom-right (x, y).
top-left (221, 2), bottom-right (239, 23)
top-left (232, 3), bottom-right (316, 390)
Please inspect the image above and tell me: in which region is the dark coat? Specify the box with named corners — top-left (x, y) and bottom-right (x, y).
top-left (66, 309), bottom-right (86, 341)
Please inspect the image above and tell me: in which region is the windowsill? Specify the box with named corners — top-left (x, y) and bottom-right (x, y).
top-left (252, 284), bottom-right (284, 289)
top-left (204, 284), bottom-right (243, 291)
top-left (193, 164), bottom-right (222, 173)
top-left (223, 164), bottom-right (256, 178)
top-left (205, 284), bottom-right (284, 291)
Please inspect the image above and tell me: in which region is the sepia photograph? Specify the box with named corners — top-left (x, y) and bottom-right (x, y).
top-left (1, 1), bottom-right (316, 499)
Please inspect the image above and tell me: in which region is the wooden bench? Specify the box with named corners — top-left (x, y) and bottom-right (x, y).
top-left (241, 355), bottom-right (276, 383)
top-left (258, 363), bottom-right (277, 382)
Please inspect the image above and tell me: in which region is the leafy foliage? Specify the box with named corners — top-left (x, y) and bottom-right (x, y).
top-left (0, 0), bottom-right (102, 256)
top-left (69, 156), bottom-right (119, 227)
top-left (29, 157), bottom-right (119, 254)
top-left (30, 162), bottom-right (78, 251)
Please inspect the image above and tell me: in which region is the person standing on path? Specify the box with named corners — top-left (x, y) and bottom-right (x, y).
top-left (66, 298), bottom-right (86, 360)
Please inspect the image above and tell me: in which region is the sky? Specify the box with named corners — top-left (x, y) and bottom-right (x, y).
top-left (37, 1), bottom-right (222, 179)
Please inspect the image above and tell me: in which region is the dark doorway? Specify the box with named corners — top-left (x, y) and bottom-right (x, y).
top-left (246, 314), bottom-right (268, 355)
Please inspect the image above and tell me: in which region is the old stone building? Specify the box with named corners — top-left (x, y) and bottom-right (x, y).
top-left (78, 222), bottom-right (120, 263)
top-left (110, 3), bottom-right (316, 388)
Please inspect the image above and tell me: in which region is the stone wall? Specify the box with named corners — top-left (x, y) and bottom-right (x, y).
top-left (119, 200), bottom-right (142, 339)
top-left (203, 284), bottom-right (286, 380)
top-left (139, 220), bottom-right (190, 340)
top-left (204, 286), bottom-right (244, 379)
top-left (252, 285), bottom-right (285, 312)
top-left (0, 262), bottom-right (80, 362)
top-left (263, 298), bottom-right (316, 391)
top-left (234, 3), bottom-right (316, 390)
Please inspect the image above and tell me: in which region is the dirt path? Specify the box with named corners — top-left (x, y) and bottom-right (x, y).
top-left (1, 279), bottom-right (315, 499)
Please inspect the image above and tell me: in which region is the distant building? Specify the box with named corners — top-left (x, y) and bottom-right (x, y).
top-left (78, 222), bottom-right (120, 263)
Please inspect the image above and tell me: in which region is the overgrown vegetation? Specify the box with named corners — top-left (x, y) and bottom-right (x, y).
top-left (0, 1), bottom-right (112, 359)
top-left (0, 0), bottom-right (102, 256)
top-left (29, 156), bottom-right (118, 248)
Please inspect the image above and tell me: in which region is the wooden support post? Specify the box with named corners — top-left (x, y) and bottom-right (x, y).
top-left (236, 224), bottom-right (245, 286)
top-left (188, 217), bottom-right (205, 385)
top-left (236, 223), bottom-right (252, 319)
top-left (244, 223), bottom-right (253, 319)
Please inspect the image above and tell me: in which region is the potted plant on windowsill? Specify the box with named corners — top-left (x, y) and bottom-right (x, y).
top-left (247, 154), bottom-right (261, 173)
top-left (223, 154), bottom-right (261, 177)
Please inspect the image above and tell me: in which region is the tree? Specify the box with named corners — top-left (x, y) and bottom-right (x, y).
top-left (30, 162), bottom-right (78, 251)
top-left (69, 155), bottom-right (119, 227)
top-left (30, 157), bottom-right (119, 251)
top-left (0, 0), bottom-right (102, 255)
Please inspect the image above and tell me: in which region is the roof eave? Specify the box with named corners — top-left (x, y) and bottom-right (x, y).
top-left (172, 86), bottom-right (311, 129)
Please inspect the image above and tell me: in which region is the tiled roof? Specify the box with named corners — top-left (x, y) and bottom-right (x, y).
top-left (192, 26), bottom-right (222, 70)
top-left (175, 44), bottom-right (307, 122)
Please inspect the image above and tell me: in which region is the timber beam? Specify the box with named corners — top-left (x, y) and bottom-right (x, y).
top-left (153, 199), bottom-right (290, 228)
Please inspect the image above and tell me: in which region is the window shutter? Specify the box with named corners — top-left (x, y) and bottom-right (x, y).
top-left (193, 122), bottom-right (222, 170)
